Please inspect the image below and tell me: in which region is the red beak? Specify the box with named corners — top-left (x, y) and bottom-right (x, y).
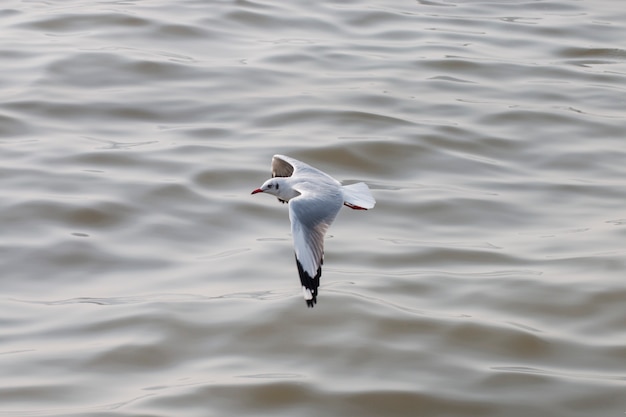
top-left (251, 188), bottom-right (263, 195)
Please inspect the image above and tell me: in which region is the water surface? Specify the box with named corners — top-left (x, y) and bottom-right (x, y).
top-left (1, 0), bottom-right (625, 416)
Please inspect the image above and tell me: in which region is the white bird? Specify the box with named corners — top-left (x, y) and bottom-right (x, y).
top-left (252, 155), bottom-right (375, 307)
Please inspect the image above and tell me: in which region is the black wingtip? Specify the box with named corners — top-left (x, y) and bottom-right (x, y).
top-left (295, 255), bottom-right (321, 308)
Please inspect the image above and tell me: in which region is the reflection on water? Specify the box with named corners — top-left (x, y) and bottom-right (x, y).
top-left (1, 0), bottom-right (625, 416)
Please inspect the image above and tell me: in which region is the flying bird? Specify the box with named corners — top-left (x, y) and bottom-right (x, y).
top-left (251, 154), bottom-right (375, 307)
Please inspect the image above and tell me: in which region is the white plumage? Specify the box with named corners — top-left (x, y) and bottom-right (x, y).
top-left (252, 155), bottom-right (375, 307)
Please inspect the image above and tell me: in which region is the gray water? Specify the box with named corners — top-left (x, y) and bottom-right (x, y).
top-left (2, 0), bottom-right (625, 416)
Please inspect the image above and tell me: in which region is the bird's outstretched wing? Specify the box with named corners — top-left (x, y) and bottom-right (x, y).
top-left (288, 185), bottom-right (342, 307)
top-left (272, 155), bottom-right (340, 184)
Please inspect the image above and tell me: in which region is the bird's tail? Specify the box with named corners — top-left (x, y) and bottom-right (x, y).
top-left (342, 182), bottom-right (376, 210)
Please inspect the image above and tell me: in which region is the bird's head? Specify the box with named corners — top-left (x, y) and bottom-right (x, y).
top-left (252, 178), bottom-right (299, 202)
top-left (251, 178), bottom-right (282, 197)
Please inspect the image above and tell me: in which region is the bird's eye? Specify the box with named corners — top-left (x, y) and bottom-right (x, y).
top-left (268, 184), bottom-right (273, 189)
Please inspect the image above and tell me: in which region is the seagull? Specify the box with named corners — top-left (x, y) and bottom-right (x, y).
top-left (251, 154), bottom-right (375, 307)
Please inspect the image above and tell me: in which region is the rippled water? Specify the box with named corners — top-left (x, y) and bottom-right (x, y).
top-left (2, 0), bottom-right (625, 416)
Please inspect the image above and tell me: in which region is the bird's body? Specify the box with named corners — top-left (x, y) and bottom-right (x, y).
top-left (252, 155), bottom-right (375, 307)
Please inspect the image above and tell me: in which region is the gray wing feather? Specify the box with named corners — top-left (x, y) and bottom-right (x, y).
top-left (272, 155), bottom-right (295, 178)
